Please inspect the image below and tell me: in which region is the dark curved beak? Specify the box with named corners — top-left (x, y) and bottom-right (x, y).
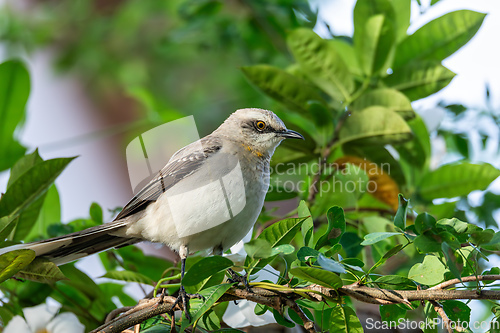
top-left (280, 129), bottom-right (305, 140)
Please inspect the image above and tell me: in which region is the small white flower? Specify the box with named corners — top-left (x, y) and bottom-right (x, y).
top-left (4, 303), bottom-right (84, 333)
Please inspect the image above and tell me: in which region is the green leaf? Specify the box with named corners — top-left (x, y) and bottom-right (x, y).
top-left (436, 218), bottom-right (468, 234)
top-left (199, 309), bottom-right (221, 331)
top-left (480, 232), bottom-right (500, 251)
top-left (414, 233), bottom-right (442, 253)
top-left (102, 270), bottom-right (154, 285)
top-left (317, 254), bottom-right (346, 274)
top-left (442, 242), bottom-right (462, 280)
top-left (394, 194), bottom-right (408, 230)
top-left (395, 115), bottom-right (431, 169)
top-left (290, 266), bottom-right (342, 288)
top-left (441, 300), bottom-right (471, 323)
top-left (0, 60), bottom-right (30, 163)
top-left (374, 275), bottom-right (417, 290)
top-left (0, 249), bottom-right (36, 283)
top-left (254, 303), bottom-right (268, 316)
top-left (248, 217), bottom-right (306, 274)
top-left (0, 157), bottom-right (76, 218)
top-left (339, 107), bottom-right (412, 146)
top-left (16, 257), bottom-right (67, 283)
top-left (415, 213), bottom-right (436, 234)
top-left (384, 61), bottom-right (455, 101)
top-left (408, 255), bottom-right (446, 285)
top-left (139, 324), bottom-right (171, 333)
top-left (7, 150), bottom-right (43, 188)
top-left (10, 194), bottom-right (46, 241)
top-left (315, 206), bottom-right (345, 250)
top-left (259, 217), bottom-right (306, 248)
top-left (180, 283), bottom-right (233, 331)
top-left (117, 246), bottom-right (173, 281)
top-left (4, 150), bottom-right (46, 241)
top-left (297, 247), bottom-right (320, 262)
top-left (0, 215), bottom-right (17, 240)
top-left (272, 308), bottom-right (295, 328)
top-left (353, 0), bottom-right (396, 33)
top-left (387, 0), bottom-right (411, 42)
top-left (0, 138), bottom-right (26, 172)
top-left (341, 258), bottom-right (365, 268)
top-left (25, 185), bottom-right (61, 242)
top-left (394, 10), bottom-right (486, 68)
top-left (361, 232), bottom-right (401, 245)
top-left (367, 244), bottom-right (403, 275)
top-left (59, 265), bottom-right (100, 299)
top-left (470, 228), bottom-right (494, 246)
top-left (330, 39), bottom-right (362, 77)
top-left (315, 307), bottom-right (333, 331)
top-left (380, 304), bottom-right (406, 326)
top-left (182, 256), bottom-right (233, 287)
top-left (352, 88), bottom-right (414, 119)
top-left (354, 14), bottom-right (395, 75)
top-left (339, 232), bottom-right (363, 258)
top-left (298, 200), bottom-right (314, 248)
top-left (418, 162), bottom-right (500, 201)
top-left (444, 103), bottom-right (467, 115)
top-left (241, 65), bottom-right (326, 117)
top-left (271, 244), bottom-right (295, 256)
top-left (308, 101), bottom-right (334, 128)
top-left (287, 307), bottom-right (304, 326)
top-left (89, 202), bottom-right (103, 224)
top-left (244, 239), bottom-right (273, 260)
top-left (329, 306), bottom-right (363, 333)
top-left (288, 28), bottom-right (354, 101)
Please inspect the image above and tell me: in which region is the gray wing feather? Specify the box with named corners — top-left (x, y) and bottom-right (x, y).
top-left (114, 136), bottom-right (222, 221)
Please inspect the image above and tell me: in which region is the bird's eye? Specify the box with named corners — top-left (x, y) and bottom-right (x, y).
top-left (255, 121), bottom-right (266, 131)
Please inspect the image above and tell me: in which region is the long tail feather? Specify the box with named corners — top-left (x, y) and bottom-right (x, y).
top-left (0, 221), bottom-right (140, 265)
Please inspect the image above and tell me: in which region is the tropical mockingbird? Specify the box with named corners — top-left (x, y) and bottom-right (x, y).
top-left (2, 108), bottom-right (304, 318)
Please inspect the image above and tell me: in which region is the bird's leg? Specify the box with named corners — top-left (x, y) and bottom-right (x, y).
top-left (227, 268), bottom-right (251, 292)
top-left (172, 245), bottom-right (204, 322)
top-left (213, 245), bottom-right (251, 293)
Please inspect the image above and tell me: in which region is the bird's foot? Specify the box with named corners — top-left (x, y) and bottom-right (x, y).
top-left (227, 268), bottom-right (251, 292)
top-left (172, 285), bottom-right (204, 322)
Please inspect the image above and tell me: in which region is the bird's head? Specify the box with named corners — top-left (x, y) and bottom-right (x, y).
top-left (215, 108), bottom-right (304, 157)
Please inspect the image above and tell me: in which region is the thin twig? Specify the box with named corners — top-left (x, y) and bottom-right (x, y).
top-left (284, 298), bottom-right (316, 333)
top-left (429, 274), bottom-right (500, 290)
top-left (105, 306), bottom-right (134, 323)
top-left (429, 301), bottom-right (453, 333)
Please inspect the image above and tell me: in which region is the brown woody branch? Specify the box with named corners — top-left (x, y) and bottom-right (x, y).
top-left (90, 275), bottom-right (500, 333)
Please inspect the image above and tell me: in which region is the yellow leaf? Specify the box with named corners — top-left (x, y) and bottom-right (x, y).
top-left (334, 156), bottom-right (399, 210)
